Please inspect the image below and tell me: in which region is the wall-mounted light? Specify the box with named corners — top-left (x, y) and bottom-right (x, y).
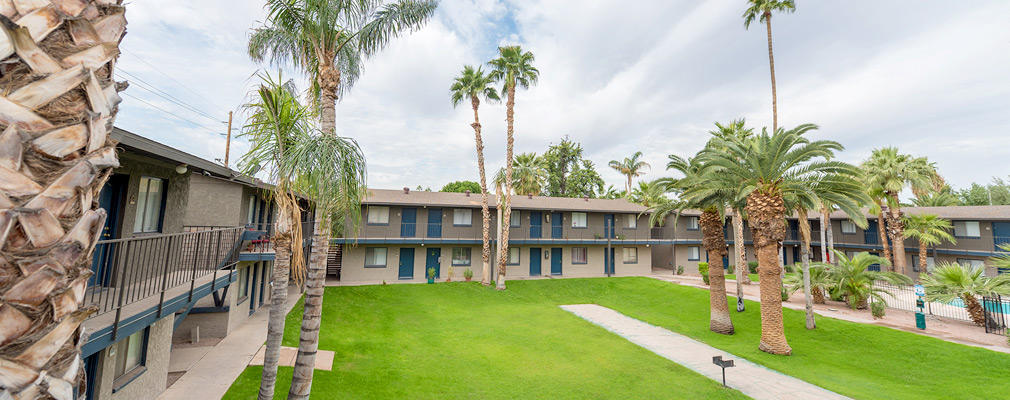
top-left (175, 164), bottom-right (188, 174)
top-left (544, 251), bottom-right (550, 260)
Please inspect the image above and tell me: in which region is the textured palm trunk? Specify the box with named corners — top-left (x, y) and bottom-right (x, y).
top-left (733, 211), bottom-right (750, 287)
top-left (470, 96), bottom-right (491, 286)
top-left (700, 210), bottom-right (733, 334)
top-left (764, 11), bottom-right (778, 132)
top-left (812, 287), bottom-right (825, 304)
top-left (0, 2), bottom-right (128, 398)
top-left (886, 193), bottom-right (907, 274)
top-left (819, 207), bottom-right (827, 263)
top-left (916, 241), bottom-right (928, 282)
top-left (877, 206), bottom-right (893, 269)
top-left (745, 192), bottom-right (791, 355)
top-left (797, 210), bottom-right (815, 330)
top-left (963, 294), bottom-right (986, 326)
top-left (496, 84), bottom-right (516, 290)
top-left (288, 218), bottom-right (328, 399)
top-left (824, 209), bottom-right (834, 265)
top-left (259, 229), bottom-right (292, 400)
top-left (494, 185), bottom-right (502, 284)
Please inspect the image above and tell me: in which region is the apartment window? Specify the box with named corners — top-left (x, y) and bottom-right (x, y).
top-left (572, 248), bottom-right (588, 264)
top-left (134, 177), bottom-right (165, 233)
top-left (845, 251), bottom-right (857, 260)
top-left (507, 247), bottom-right (520, 265)
top-left (625, 214), bottom-right (637, 229)
top-left (687, 246), bottom-right (700, 261)
top-left (623, 247), bottom-right (638, 263)
top-left (572, 212), bottom-right (587, 228)
top-left (912, 255), bottom-right (936, 273)
top-left (957, 258), bottom-right (985, 268)
top-left (953, 221), bottom-right (981, 238)
top-left (237, 267), bottom-right (249, 300)
top-left (453, 209), bottom-right (472, 226)
top-left (686, 216), bottom-right (700, 230)
top-left (367, 206), bottom-right (389, 225)
top-left (246, 195), bottom-right (257, 224)
top-left (452, 247), bottom-right (472, 266)
top-left (364, 248), bottom-right (387, 267)
top-left (840, 220), bottom-right (856, 234)
top-left (510, 210), bottom-right (521, 227)
top-left (113, 329), bottom-right (147, 384)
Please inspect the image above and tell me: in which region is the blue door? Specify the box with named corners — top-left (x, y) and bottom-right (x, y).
top-left (530, 212), bottom-right (542, 238)
top-left (91, 175), bottom-right (125, 287)
top-left (399, 248), bottom-right (415, 279)
top-left (604, 214), bottom-right (615, 238)
top-left (550, 248), bottom-right (562, 275)
top-left (723, 255), bottom-right (730, 269)
top-left (551, 212), bottom-right (563, 238)
top-left (530, 248), bottom-right (542, 276)
top-left (865, 220), bottom-right (879, 244)
top-left (426, 248), bottom-right (441, 278)
top-left (427, 209), bottom-right (442, 238)
top-left (401, 208), bottom-right (416, 237)
top-left (605, 248), bottom-right (615, 275)
top-left (994, 222), bottom-right (1010, 249)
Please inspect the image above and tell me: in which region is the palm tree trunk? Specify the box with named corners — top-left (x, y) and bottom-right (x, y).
top-left (877, 205), bottom-right (892, 268)
top-left (823, 208), bottom-right (835, 265)
top-left (497, 84), bottom-right (517, 290)
top-left (626, 175), bottom-right (632, 194)
top-left (700, 210), bottom-right (734, 334)
top-left (471, 96), bottom-right (492, 286)
top-left (288, 218), bottom-right (329, 399)
top-left (733, 211), bottom-right (749, 301)
top-left (887, 193), bottom-right (907, 274)
top-left (819, 208), bottom-right (828, 263)
top-left (797, 211), bottom-right (815, 330)
top-left (495, 186), bottom-right (503, 285)
top-left (746, 192), bottom-right (792, 355)
top-left (764, 11), bottom-right (778, 132)
top-left (917, 241), bottom-right (928, 282)
top-left (259, 228), bottom-right (292, 400)
top-left (963, 294), bottom-right (986, 326)
top-left (0, 3), bottom-right (128, 397)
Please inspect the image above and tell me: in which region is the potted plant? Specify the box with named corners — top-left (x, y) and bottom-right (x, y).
top-left (464, 268), bottom-right (474, 282)
top-left (427, 267), bottom-right (436, 284)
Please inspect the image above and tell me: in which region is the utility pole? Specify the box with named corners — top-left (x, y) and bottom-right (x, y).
top-left (224, 111), bottom-right (233, 168)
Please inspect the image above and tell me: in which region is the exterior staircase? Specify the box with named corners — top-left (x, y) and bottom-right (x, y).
top-left (327, 243), bottom-right (342, 279)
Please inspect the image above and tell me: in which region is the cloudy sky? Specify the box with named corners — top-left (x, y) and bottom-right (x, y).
top-left (116, 0), bottom-right (1010, 195)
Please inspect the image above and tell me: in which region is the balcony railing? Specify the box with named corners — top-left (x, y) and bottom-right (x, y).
top-left (84, 227), bottom-right (245, 321)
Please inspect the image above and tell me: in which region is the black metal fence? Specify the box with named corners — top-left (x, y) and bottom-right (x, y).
top-left (873, 282), bottom-right (974, 323)
top-left (983, 294), bottom-right (1010, 336)
top-left (85, 227), bottom-right (245, 319)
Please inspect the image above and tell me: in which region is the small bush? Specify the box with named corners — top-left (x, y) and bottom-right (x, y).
top-left (727, 264), bottom-right (735, 275)
top-left (427, 267), bottom-right (437, 280)
top-left (463, 268), bottom-right (473, 279)
top-left (676, 265), bottom-right (684, 275)
top-left (871, 301), bottom-right (886, 319)
top-left (781, 285), bottom-right (790, 301)
top-left (830, 288), bottom-right (845, 302)
top-left (698, 262), bottom-right (710, 285)
top-left (748, 262), bottom-right (759, 273)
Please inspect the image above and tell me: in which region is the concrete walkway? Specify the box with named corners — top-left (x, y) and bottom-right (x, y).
top-left (158, 286), bottom-right (303, 400)
top-left (561, 304), bottom-right (850, 400)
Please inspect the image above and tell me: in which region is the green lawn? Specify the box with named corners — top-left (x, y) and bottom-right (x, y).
top-left (724, 274), bottom-right (759, 281)
top-left (225, 278), bottom-right (1010, 399)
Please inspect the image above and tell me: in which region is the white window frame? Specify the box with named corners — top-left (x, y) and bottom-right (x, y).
top-left (572, 212), bottom-right (587, 228)
top-left (687, 246), bottom-right (700, 261)
top-left (507, 247), bottom-right (520, 265)
top-left (134, 176), bottom-right (165, 233)
top-left (365, 247), bottom-right (387, 267)
top-left (623, 247), bottom-right (638, 263)
top-left (453, 209), bottom-right (473, 226)
top-left (840, 220), bottom-right (856, 234)
top-left (572, 247), bottom-right (588, 264)
top-left (686, 216), bottom-right (699, 231)
top-left (367, 206), bottom-right (389, 225)
top-left (452, 247), bottom-right (472, 266)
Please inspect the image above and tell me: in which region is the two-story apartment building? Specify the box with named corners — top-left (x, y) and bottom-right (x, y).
top-left (336, 188), bottom-right (654, 283)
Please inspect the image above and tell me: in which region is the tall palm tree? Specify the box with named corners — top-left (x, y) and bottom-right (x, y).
top-left (609, 151), bottom-right (651, 193)
top-left (866, 186), bottom-right (893, 267)
top-left (861, 147), bottom-right (937, 275)
top-left (743, 0), bottom-right (796, 132)
top-left (708, 120), bottom-right (756, 301)
top-left (903, 214), bottom-right (955, 279)
top-left (238, 76), bottom-right (313, 400)
top-left (697, 124), bottom-right (866, 355)
top-left (652, 155), bottom-right (735, 334)
top-left (0, 2), bottom-right (127, 397)
top-left (488, 45), bottom-right (539, 290)
top-left (819, 251), bottom-right (911, 310)
top-left (923, 262), bottom-right (1010, 326)
top-left (249, 1), bottom-right (435, 397)
top-left (451, 65), bottom-right (500, 286)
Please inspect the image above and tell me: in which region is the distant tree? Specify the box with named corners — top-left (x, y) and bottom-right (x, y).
top-left (743, 0), bottom-right (796, 132)
top-left (628, 180), bottom-right (671, 208)
top-left (912, 191), bottom-right (959, 207)
top-left (440, 181), bottom-right (482, 193)
top-left (957, 177), bottom-right (1010, 206)
top-left (608, 151), bottom-right (651, 193)
top-left (600, 185), bottom-right (625, 200)
top-left (542, 137), bottom-right (605, 197)
top-left (903, 214), bottom-right (955, 280)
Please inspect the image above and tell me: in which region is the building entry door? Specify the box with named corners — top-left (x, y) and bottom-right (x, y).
top-left (530, 248), bottom-right (542, 276)
top-left (399, 248), bottom-right (415, 279)
top-left (426, 248), bottom-right (441, 278)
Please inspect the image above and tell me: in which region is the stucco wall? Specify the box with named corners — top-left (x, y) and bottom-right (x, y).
top-left (94, 315), bottom-right (173, 400)
top-left (184, 173), bottom-right (245, 227)
top-left (341, 244), bottom-right (487, 283)
top-left (172, 262), bottom-right (272, 342)
top-left (115, 152), bottom-right (190, 238)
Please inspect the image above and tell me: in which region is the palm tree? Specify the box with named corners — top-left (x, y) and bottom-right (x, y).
top-left (451, 65), bottom-right (500, 286)
top-left (493, 153), bottom-right (547, 197)
top-left (609, 151), bottom-right (651, 193)
top-left (820, 251), bottom-right (911, 310)
top-left (903, 214), bottom-right (955, 280)
top-left (0, 3), bottom-right (127, 397)
top-left (601, 185), bottom-right (625, 200)
top-left (861, 147), bottom-right (937, 275)
top-left (743, 0), bottom-right (796, 132)
top-left (912, 191), bottom-right (959, 207)
top-left (698, 124), bottom-right (867, 355)
top-left (784, 265), bottom-right (834, 304)
top-left (653, 155), bottom-right (735, 334)
top-left (923, 262), bottom-right (1010, 326)
top-left (488, 45), bottom-right (539, 290)
top-left (238, 76), bottom-right (313, 400)
top-left (865, 185), bottom-right (893, 267)
top-left (628, 179), bottom-right (671, 209)
top-left (249, 1), bottom-right (435, 397)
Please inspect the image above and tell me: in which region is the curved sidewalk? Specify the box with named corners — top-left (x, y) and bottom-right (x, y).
top-left (561, 304), bottom-right (850, 400)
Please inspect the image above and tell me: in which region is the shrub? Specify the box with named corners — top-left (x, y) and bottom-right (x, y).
top-left (698, 262), bottom-right (710, 285)
top-left (676, 265), bottom-right (684, 275)
top-left (463, 268), bottom-right (474, 279)
top-left (747, 262), bottom-right (759, 274)
top-left (727, 264), bottom-right (735, 275)
top-left (427, 267), bottom-right (437, 280)
top-left (871, 301), bottom-right (886, 319)
top-left (781, 285), bottom-right (790, 301)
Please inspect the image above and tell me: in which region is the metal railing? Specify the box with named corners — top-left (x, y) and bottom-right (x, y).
top-left (873, 281), bottom-right (973, 323)
top-left (85, 227), bottom-right (245, 320)
top-left (983, 294), bottom-right (1010, 336)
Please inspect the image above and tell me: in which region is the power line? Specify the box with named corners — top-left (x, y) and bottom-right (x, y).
top-left (122, 48), bottom-right (230, 114)
top-left (117, 68), bottom-right (223, 123)
top-left (121, 92), bottom-right (225, 136)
